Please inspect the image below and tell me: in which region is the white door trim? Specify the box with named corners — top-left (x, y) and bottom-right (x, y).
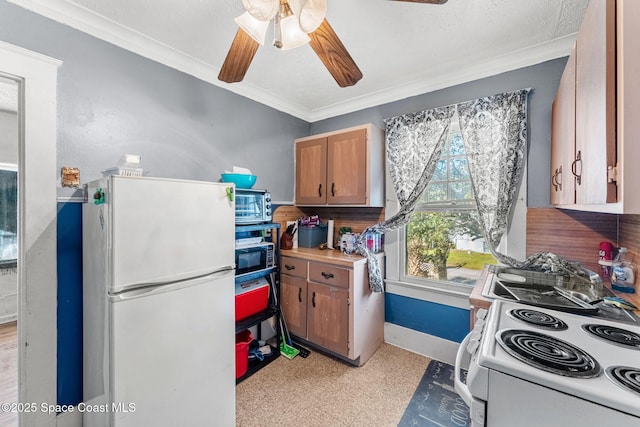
top-left (0, 40), bottom-right (61, 426)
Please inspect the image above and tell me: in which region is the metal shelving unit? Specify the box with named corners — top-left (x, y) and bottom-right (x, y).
top-left (235, 222), bottom-right (281, 384)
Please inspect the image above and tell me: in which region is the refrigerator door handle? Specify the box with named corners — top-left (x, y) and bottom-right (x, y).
top-left (109, 266), bottom-right (234, 301)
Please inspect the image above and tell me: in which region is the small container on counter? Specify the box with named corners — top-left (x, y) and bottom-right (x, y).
top-left (598, 241), bottom-right (614, 279)
top-left (611, 247), bottom-right (636, 293)
top-left (362, 231), bottom-right (384, 253)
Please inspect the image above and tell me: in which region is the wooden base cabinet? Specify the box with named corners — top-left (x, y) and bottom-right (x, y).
top-left (307, 282), bottom-right (350, 356)
top-left (280, 250), bottom-right (384, 366)
top-left (281, 272), bottom-right (307, 338)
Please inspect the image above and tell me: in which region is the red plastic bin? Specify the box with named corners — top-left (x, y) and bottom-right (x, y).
top-left (235, 330), bottom-right (253, 379)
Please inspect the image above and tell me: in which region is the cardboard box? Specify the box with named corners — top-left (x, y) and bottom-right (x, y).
top-left (235, 277), bottom-right (270, 321)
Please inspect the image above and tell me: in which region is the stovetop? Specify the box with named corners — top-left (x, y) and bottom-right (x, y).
top-left (476, 300), bottom-right (640, 417)
top-left (481, 265), bottom-right (639, 324)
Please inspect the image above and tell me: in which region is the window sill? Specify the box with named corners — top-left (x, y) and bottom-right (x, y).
top-left (385, 278), bottom-right (472, 310)
top-left (0, 259), bottom-right (17, 269)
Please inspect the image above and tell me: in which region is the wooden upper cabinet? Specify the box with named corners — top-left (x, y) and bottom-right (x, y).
top-left (574, 0), bottom-right (616, 205)
top-left (616, 0), bottom-right (640, 213)
top-left (295, 138), bottom-right (328, 205)
top-left (550, 0), bottom-right (640, 213)
top-left (551, 45), bottom-right (577, 206)
top-left (327, 129), bottom-right (368, 204)
top-left (294, 124), bottom-right (384, 207)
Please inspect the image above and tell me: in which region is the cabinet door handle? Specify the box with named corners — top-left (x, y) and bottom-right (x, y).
top-left (551, 166), bottom-right (563, 192)
top-left (321, 272), bottom-right (334, 279)
top-left (556, 165), bottom-right (562, 191)
top-left (331, 182), bottom-right (335, 197)
top-left (318, 183), bottom-right (322, 197)
top-left (312, 291), bottom-right (316, 308)
top-left (298, 287), bottom-right (302, 303)
top-left (285, 264), bottom-right (295, 271)
top-left (571, 151), bottom-right (582, 185)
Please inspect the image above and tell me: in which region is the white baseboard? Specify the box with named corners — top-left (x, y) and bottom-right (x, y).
top-left (56, 407), bottom-right (81, 427)
top-left (384, 322), bottom-right (459, 366)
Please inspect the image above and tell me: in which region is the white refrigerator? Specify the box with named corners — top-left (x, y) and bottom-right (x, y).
top-left (82, 176), bottom-right (236, 427)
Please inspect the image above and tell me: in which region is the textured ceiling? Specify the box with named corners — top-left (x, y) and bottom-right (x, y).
top-left (7, 0), bottom-right (589, 121)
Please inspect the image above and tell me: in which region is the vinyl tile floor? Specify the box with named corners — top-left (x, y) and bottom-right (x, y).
top-left (236, 343), bottom-right (431, 427)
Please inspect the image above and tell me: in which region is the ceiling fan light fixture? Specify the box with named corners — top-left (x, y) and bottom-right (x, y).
top-left (241, 0), bottom-right (279, 21)
top-left (221, 0), bottom-right (361, 87)
top-left (292, 0), bottom-right (327, 33)
top-left (234, 12), bottom-right (270, 45)
top-left (274, 1), bottom-right (310, 50)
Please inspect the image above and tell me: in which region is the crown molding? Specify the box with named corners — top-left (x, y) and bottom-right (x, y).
top-left (307, 33), bottom-right (576, 122)
top-left (6, 0), bottom-right (312, 120)
top-left (7, 0), bottom-right (575, 123)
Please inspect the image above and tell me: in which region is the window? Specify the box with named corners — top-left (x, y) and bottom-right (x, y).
top-left (0, 164), bottom-right (17, 267)
top-left (402, 119), bottom-right (496, 287)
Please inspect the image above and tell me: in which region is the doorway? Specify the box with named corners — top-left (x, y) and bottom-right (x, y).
top-left (0, 41), bottom-right (60, 426)
top-left (0, 74), bottom-right (18, 426)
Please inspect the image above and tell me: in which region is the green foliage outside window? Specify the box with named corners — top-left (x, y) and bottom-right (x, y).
top-left (405, 128), bottom-right (496, 283)
top-left (406, 211), bottom-right (489, 280)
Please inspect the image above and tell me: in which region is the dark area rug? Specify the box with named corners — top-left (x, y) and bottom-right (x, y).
top-left (398, 360), bottom-right (470, 427)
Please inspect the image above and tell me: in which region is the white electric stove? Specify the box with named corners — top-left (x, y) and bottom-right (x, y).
top-left (455, 299), bottom-right (640, 427)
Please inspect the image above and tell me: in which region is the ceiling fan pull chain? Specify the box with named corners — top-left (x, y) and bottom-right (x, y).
top-left (273, 11), bottom-right (282, 48)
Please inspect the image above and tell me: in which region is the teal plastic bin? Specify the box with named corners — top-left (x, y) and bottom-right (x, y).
top-left (298, 224), bottom-right (328, 248)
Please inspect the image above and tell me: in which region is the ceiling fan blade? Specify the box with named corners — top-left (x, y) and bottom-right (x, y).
top-left (308, 19), bottom-right (363, 87)
top-left (390, 0), bottom-right (448, 4)
top-left (218, 28), bottom-right (260, 83)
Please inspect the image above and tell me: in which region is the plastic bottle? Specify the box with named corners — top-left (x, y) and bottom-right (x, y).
top-left (611, 247), bottom-right (636, 293)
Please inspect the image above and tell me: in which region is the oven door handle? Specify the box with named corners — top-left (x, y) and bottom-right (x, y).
top-left (454, 331), bottom-right (474, 407)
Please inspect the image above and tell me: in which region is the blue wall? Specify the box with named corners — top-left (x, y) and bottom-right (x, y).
top-left (385, 294), bottom-right (469, 343)
top-left (56, 202), bottom-right (83, 406)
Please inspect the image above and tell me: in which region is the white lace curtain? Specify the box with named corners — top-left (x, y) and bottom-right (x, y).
top-left (357, 89), bottom-right (530, 292)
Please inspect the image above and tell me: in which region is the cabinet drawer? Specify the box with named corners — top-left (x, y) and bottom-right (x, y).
top-left (309, 262), bottom-right (349, 288)
top-left (281, 257), bottom-right (307, 278)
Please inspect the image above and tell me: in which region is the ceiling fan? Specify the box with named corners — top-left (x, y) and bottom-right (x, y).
top-left (218, 0), bottom-right (447, 88)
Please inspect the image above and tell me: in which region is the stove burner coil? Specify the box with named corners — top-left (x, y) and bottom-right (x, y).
top-left (497, 329), bottom-right (601, 378)
top-left (508, 308), bottom-right (568, 330)
top-left (605, 366), bottom-right (640, 396)
top-left (581, 324), bottom-right (640, 350)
